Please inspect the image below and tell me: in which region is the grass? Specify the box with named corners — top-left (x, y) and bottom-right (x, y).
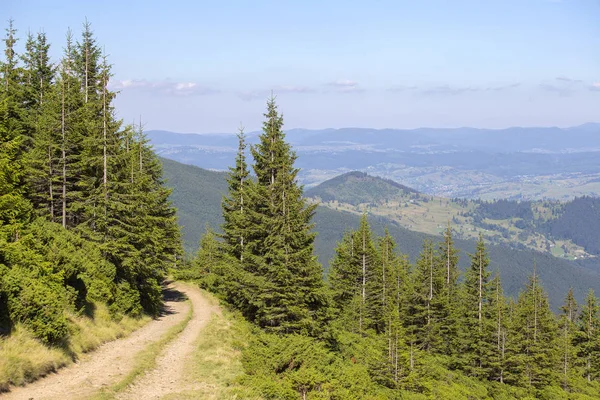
top-left (92, 298), bottom-right (194, 400)
top-left (161, 300), bottom-right (262, 400)
top-left (0, 303), bottom-right (149, 392)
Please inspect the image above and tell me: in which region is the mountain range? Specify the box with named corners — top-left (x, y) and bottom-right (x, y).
top-left (150, 123), bottom-right (600, 200)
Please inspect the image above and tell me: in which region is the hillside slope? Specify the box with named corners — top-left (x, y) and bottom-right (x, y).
top-left (160, 158), bottom-right (600, 309)
top-left (306, 170), bottom-right (599, 260)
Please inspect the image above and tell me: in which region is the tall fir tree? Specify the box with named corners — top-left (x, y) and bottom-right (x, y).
top-left (575, 290), bottom-right (600, 383)
top-left (435, 223), bottom-right (461, 356)
top-left (458, 235), bottom-right (493, 378)
top-left (559, 288), bottom-right (578, 390)
top-left (487, 274), bottom-right (509, 383)
top-left (0, 20), bottom-right (31, 240)
top-left (509, 271), bottom-right (559, 389)
top-left (221, 127), bottom-right (250, 261)
top-left (408, 240), bottom-right (443, 352)
top-left (244, 97), bottom-right (328, 335)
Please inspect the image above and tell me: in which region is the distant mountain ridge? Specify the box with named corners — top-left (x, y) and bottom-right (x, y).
top-left (149, 123), bottom-right (600, 153)
top-left (150, 124), bottom-right (600, 201)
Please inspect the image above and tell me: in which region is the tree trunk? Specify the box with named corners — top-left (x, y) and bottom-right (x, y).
top-left (61, 79), bottom-right (67, 228)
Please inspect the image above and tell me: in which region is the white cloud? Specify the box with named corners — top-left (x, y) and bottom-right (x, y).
top-left (325, 79), bottom-right (363, 93)
top-left (110, 79), bottom-right (218, 96)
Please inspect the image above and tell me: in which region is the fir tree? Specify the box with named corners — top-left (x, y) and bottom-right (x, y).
top-left (559, 288), bottom-right (578, 390)
top-left (245, 97), bottom-right (328, 335)
top-left (509, 271), bottom-right (559, 388)
top-left (221, 126), bottom-right (250, 261)
top-left (409, 240), bottom-right (443, 352)
top-left (459, 234), bottom-right (492, 377)
top-left (435, 223), bottom-right (460, 356)
top-left (575, 290), bottom-right (600, 382)
top-left (487, 274), bottom-right (509, 383)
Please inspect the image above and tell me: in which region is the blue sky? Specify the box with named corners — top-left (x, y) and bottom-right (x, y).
top-left (6, 0), bottom-right (599, 133)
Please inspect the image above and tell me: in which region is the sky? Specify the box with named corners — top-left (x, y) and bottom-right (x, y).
top-left (5, 0), bottom-right (600, 133)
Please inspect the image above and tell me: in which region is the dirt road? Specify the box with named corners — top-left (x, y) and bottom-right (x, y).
top-left (1, 282), bottom-right (218, 400)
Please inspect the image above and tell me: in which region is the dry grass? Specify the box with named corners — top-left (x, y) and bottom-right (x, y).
top-left (0, 303), bottom-right (149, 392)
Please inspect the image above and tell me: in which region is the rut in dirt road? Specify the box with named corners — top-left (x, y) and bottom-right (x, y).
top-left (0, 282), bottom-right (216, 400)
top-left (116, 282), bottom-right (219, 399)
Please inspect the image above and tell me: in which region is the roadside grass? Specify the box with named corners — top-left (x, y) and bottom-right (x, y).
top-left (0, 303), bottom-right (149, 392)
top-left (91, 298), bottom-right (194, 400)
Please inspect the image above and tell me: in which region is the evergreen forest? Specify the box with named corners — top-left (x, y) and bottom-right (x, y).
top-left (2, 19), bottom-right (600, 400)
top-left (0, 19), bottom-right (180, 361)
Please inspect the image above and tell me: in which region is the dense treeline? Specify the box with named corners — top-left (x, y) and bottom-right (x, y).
top-left (186, 100), bottom-right (600, 399)
top-left (0, 20), bottom-right (181, 344)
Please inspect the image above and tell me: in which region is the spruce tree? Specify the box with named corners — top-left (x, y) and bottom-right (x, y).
top-left (221, 127), bottom-right (250, 261)
top-left (435, 223), bottom-right (460, 356)
top-left (409, 240), bottom-right (443, 352)
top-left (245, 97), bottom-right (328, 335)
top-left (575, 290), bottom-right (600, 382)
top-left (459, 234), bottom-right (492, 377)
top-left (0, 20), bottom-right (31, 239)
top-left (559, 288), bottom-right (578, 390)
top-left (487, 274), bottom-right (509, 383)
top-left (509, 271), bottom-right (559, 388)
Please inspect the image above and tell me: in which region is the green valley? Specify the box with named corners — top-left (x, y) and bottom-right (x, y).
top-left (305, 171), bottom-right (598, 261)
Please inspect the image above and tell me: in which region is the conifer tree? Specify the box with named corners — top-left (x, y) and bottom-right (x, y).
top-left (0, 20), bottom-right (31, 239)
top-left (575, 290), bottom-right (600, 382)
top-left (379, 231), bottom-right (412, 384)
top-left (74, 20), bottom-right (101, 104)
top-left (435, 223), bottom-right (460, 355)
top-left (487, 274), bottom-right (509, 383)
top-left (245, 97), bottom-right (328, 335)
top-left (328, 215), bottom-right (381, 333)
top-left (509, 271), bottom-right (559, 388)
top-left (459, 235), bottom-right (492, 377)
top-left (221, 127), bottom-right (250, 261)
top-left (559, 288), bottom-right (578, 390)
top-left (409, 240), bottom-right (443, 352)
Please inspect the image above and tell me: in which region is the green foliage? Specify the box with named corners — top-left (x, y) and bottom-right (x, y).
top-left (0, 19), bottom-right (182, 349)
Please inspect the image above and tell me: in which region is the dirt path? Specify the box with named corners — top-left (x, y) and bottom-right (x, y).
top-left (116, 282), bottom-right (219, 399)
top-left (1, 282), bottom-right (216, 400)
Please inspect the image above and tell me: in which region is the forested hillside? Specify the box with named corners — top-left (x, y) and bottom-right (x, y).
top-left (177, 99), bottom-right (600, 399)
top-left (306, 171), bottom-right (600, 260)
top-left (161, 159), bottom-right (600, 309)
top-left (0, 20), bottom-right (181, 388)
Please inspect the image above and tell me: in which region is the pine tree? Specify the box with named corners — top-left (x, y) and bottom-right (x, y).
top-left (194, 226), bottom-right (221, 275)
top-left (559, 288), bottom-right (578, 390)
top-left (244, 97), bottom-right (328, 335)
top-left (435, 223), bottom-right (460, 356)
top-left (487, 274), bottom-right (509, 383)
top-left (459, 234), bottom-right (492, 377)
top-left (575, 290), bottom-right (600, 382)
top-left (0, 20), bottom-right (31, 240)
top-left (328, 215), bottom-right (381, 333)
top-left (379, 230), bottom-right (412, 385)
top-left (222, 127), bottom-right (250, 260)
top-left (509, 271), bottom-right (559, 388)
top-left (74, 20), bottom-right (101, 104)
top-left (408, 240), bottom-right (443, 352)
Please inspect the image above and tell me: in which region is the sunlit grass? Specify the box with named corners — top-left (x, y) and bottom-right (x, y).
top-left (0, 303), bottom-right (149, 392)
